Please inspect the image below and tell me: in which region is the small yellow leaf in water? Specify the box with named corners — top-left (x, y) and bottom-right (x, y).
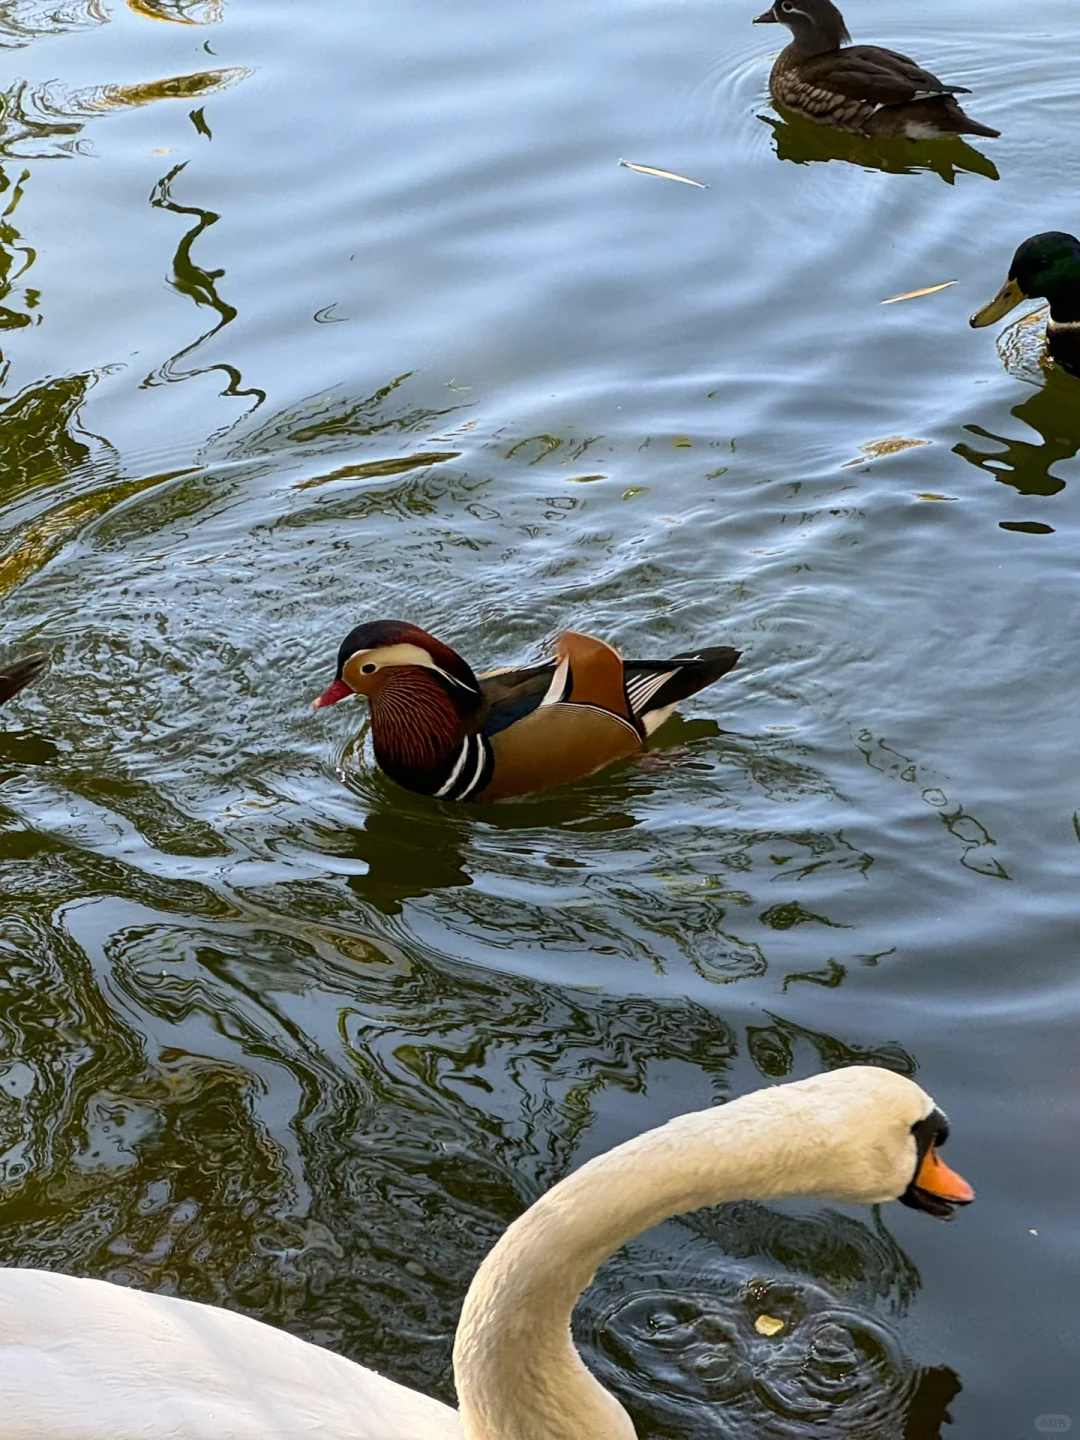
top-left (881, 281), bottom-right (958, 305)
top-left (754, 1314), bottom-right (785, 1337)
top-left (152, 147), bottom-right (174, 155)
top-left (841, 436), bottom-right (929, 468)
top-left (914, 492), bottom-right (956, 502)
top-left (619, 160), bottom-right (708, 189)
top-left (673, 436), bottom-right (692, 448)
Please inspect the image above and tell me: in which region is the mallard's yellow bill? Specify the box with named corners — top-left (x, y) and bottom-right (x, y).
top-left (970, 277), bottom-right (1025, 328)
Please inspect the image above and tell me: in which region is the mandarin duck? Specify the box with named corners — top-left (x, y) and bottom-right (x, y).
top-left (970, 233), bottom-right (1080, 378)
top-left (0, 652), bottom-right (48, 706)
top-left (753, 0), bottom-right (999, 141)
top-left (313, 621), bottom-right (741, 802)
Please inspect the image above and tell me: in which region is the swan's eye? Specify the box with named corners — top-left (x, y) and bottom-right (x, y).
top-left (909, 1108), bottom-right (949, 1150)
top-left (361, 662), bottom-right (377, 674)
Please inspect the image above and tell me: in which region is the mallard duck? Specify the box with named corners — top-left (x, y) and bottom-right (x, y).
top-left (0, 1068), bottom-right (973, 1439)
top-left (0, 652), bottom-right (48, 706)
top-left (312, 620), bottom-right (741, 802)
top-left (970, 232), bottom-right (1080, 378)
top-left (754, 0), bottom-right (1000, 140)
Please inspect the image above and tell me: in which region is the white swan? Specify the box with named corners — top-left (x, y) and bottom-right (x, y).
top-left (0, 1066), bottom-right (973, 1440)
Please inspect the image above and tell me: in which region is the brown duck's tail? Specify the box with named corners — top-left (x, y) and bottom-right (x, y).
top-left (0, 653), bottom-right (49, 706)
top-left (956, 109), bottom-right (1001, 140)
top-left (936, 94), bottom-right (1000, 139)
top-left (624, 646), bottom-right (741, 736)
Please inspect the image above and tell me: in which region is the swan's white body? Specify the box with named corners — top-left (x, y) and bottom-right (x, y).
top-left (0, 1068), bottom-right (963, 1440)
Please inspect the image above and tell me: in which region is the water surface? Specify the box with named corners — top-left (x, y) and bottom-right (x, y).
top-left (1, 0), bottom-right (1078, 1434)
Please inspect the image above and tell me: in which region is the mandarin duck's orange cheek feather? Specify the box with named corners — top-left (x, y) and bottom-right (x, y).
top-left (312, 621), bottom-right (741, 804)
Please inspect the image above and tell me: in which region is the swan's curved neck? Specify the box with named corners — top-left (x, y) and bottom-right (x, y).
top-left (453, 1085), bottom-right (839, 1440)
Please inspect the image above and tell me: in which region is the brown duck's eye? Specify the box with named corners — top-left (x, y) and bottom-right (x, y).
top-left (361, 663), bottom-right (377, 674)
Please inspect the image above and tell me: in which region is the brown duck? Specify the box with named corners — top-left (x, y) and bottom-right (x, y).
top-left (313, 621), bottom-right (741, 802)
top-left (0, 653), bottom-right (48, 706)
top-left (754, 0), bottom-right (999, 141)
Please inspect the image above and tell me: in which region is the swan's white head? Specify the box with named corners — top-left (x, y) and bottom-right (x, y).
top-left (723, 1065), bottom-right (975, 1218)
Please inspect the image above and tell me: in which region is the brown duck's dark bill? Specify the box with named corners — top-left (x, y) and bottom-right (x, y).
top-left (312, 678), bottom-right (353, 710)
top-left (753, 6), bottom-right (779, 20)
top-left (970, 276), bottom-right (1025, 328)
top-left (902, 1144), bottom-right (975, 1220)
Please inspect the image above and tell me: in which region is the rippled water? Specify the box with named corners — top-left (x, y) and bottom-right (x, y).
top-left (0, 0), bottom-right (1078, 1434)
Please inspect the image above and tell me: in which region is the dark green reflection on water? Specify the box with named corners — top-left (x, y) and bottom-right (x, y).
top-left (760, 112), bottom-right (999, 184)
top-left (146, 160), bottom-right (265, 409)
top-left (0, 886), bottom-right (946, 1433)
top-left (955, 366), bottom-right (1080, 499)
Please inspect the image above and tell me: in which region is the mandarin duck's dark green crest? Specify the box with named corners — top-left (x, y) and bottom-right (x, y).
top-left (313, 620), bottom-right (741, 803)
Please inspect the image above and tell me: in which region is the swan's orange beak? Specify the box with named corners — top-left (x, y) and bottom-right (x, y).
top-left (915, 1144), bottom-right (975, 1205)
top-left (312, 678), bottom-right (353, 710)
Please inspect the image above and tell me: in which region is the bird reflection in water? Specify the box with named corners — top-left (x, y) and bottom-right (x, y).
top-left (954, 365), bottom-right (1080, 530)
top-left (760, 112), bottom-right (999, 185)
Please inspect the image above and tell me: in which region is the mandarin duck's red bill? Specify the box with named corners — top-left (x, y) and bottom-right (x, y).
top-left (0, 653), bottom-right (49, 706)
top-left (311, 620), bottom-right (741, 802)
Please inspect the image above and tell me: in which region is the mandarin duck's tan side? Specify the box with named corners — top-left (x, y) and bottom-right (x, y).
top-left (313, 621), bottom-right (741, 803)
top-left (474, 631), bottom-right (642, 801)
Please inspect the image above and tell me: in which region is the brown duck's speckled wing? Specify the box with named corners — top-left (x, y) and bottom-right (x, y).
top-left (796, 45), bottom-right (964, 106)
top-left (0, 653), bottom-right (49, 706)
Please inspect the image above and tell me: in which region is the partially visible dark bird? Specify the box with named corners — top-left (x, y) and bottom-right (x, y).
top-left (971, 232), bottom-right (1080, 379)
top-left (313, 621), bottom-right (741, 802)
top-left (754, 0), bottom-right (1000, 141)
top-left (0, 653), bottom-right (49, 706)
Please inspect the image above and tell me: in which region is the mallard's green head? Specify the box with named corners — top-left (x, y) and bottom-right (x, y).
top-left (971, 232), bottom-right (1080, 328)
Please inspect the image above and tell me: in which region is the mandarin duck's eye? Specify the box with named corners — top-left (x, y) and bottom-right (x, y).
top-left (781, 2), bottom-right (794, 10)
top-left (361, 663), bottom-right (377, 674)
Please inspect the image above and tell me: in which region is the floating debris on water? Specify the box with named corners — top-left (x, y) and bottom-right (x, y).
top-left (881, 281), bottom-right (957, 305)
top-left (619, 160), bottom-right (708, 189)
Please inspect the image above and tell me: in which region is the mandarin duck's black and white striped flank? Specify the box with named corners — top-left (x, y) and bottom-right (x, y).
top-left (313, 621), bottom-right (740, 802)
top-left (754, 0), bottom-right (999, 141)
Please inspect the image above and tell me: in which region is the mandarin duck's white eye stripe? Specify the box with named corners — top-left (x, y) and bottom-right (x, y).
top-left (433, 664), bottom-right (482, 694)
